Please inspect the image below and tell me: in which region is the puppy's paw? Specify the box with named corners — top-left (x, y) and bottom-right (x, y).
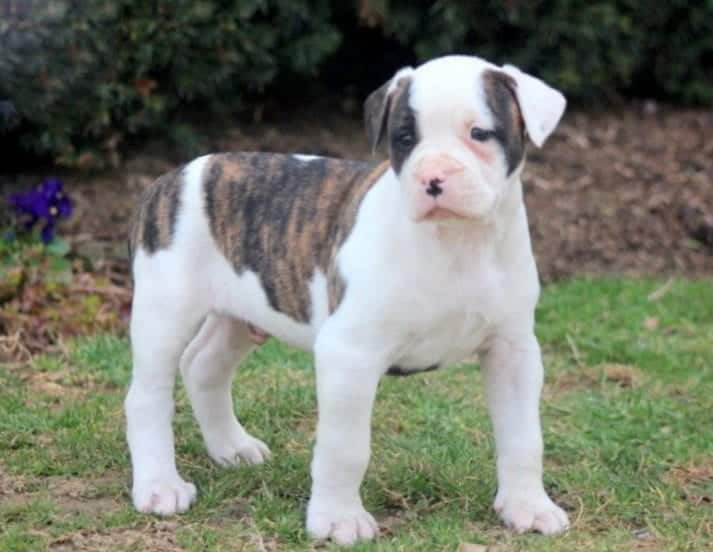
top-left (307, 500), bottom-right (379, 545)
top-left (133, 476), bottom-right (197, 516)
top-left (494, 487), bottom-right (569, 535)
top-left (207, 432), bottom-right (271, 467)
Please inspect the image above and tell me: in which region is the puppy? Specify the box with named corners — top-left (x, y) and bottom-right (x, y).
top-left (126, 54), bottom-right (568, 545)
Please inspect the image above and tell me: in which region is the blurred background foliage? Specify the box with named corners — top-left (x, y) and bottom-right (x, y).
top-left (1, 0), bottom-right (712, 169)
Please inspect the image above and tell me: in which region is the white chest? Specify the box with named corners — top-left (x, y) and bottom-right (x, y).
top-left (384, 262), bottom-right (505, 371)
top-left (331, 174), bottom-right (538, 374)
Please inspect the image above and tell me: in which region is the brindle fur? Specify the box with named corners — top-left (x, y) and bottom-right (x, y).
top-left (202, 153), bottom-right (389, 323)
top-left (129, 166), bottom-right (185, 260)
top-left (482, 69), bottom-right (526, 175)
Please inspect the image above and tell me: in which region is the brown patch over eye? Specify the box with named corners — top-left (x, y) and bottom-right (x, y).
top-left (482, 69), bottom-right (526, 175)
top-left (387, 77), bottom-right (419, 174)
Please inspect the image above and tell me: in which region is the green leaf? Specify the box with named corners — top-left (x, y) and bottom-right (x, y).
top-left (46, 237), bottom-right (70, 258)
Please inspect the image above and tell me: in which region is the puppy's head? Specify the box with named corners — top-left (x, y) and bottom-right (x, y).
top-left (364, 55), bottom-right (566, 223)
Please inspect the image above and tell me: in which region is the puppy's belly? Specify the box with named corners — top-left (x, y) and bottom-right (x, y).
top-left (391, 316), bottom-right (488, 371)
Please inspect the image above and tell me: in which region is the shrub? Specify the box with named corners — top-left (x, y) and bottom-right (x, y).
top-left (356, 0), bottom-right (713, 105)
top-left (0, 1), bottom-right (711, 168)
top-left (0, 0), bottom-right (340, 167)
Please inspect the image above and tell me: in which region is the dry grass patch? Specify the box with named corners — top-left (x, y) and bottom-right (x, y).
top-left (0, 465), bottom-right (27, 497)
top-left (50, 521), bottom-right (183, 552)
top-left (550, 363), bottom-right (645, 395)
top-left (0, 465), bottom-right (124, 518)
top-left (666, 459), bottom-right (713, 506)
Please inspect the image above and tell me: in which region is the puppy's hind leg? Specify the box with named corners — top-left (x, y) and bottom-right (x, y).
top-left (126, 277), bottom-right (205, 516)
top-left (180, 314), bottom-right (271, 467)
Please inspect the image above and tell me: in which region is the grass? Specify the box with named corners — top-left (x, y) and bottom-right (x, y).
top-left (1, 277), bottom-right (712, 551)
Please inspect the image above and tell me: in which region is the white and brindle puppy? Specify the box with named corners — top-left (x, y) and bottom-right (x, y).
top-left (126, 54), bottom-right (568, 545)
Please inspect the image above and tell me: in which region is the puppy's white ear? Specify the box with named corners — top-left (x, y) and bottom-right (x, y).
top-left (501, 64), bottom-right (566, 148)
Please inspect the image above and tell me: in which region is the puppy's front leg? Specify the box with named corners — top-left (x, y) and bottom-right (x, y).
top-left (307, 330), bottom-right (383, 545)
top-left (481, 332), bottom-right (569, 535)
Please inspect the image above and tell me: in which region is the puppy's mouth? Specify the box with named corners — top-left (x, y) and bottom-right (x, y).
top-left (421, 206), bottom-right (469, 221)
top-left (414, 202), bottom-right (473, 222)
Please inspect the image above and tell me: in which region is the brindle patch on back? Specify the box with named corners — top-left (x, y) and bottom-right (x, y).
top-left (129, 166), bottom-right (185, 260)
top-left (482, 69), bottom-right (526, 175)
top-left (203, 153), bottom-right (389, 323)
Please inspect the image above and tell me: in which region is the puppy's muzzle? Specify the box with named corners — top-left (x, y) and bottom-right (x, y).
top-left (415, 155), bottom-right (465, 198)
top-left (412, 155), bottom-right (480, 220)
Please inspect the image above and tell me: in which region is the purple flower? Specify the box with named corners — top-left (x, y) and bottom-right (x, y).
top-left (8, 178), bottom-right (73, 243)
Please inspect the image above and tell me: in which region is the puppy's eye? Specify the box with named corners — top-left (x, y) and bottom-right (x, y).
top-left (470, 127), bottom-right (494, 142)
top-left (396, 130), bottom-right (415, 148)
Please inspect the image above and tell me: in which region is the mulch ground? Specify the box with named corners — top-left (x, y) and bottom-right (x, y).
top-left (64, 102), bottom-right (713, 282)
top-left (1, 102), bottom-right (712, 357)
top-left (525, 105), bottom-right (713, 281)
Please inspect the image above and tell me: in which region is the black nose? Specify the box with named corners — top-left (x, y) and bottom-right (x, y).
top-left (426, 178), bottom-right (443, 197)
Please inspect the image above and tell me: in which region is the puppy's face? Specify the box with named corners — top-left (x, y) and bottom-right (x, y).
top-left (365, 55), bottom-right (566, 223)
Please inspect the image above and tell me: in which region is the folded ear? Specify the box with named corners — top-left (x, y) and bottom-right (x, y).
top-left (500, 64), bottom-right (566, 148)
top-left (364, 67), bottom-right (414, 152)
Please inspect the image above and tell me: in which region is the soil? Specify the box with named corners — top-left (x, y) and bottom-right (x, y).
top-left (59, 102), bottom-right (713, 282)
top-left (524, 105), bottom-right (713, 281)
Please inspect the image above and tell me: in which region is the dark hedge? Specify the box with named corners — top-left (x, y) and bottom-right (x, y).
top-left (0, 0), bottom-right (340, 167)
top-left (361, 0), bottom-right (713, 105)
top-left (1, 0), bottom-right (711, 167)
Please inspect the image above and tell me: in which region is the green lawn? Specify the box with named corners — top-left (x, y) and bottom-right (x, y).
top-left (1, 278), bottom-right (712, 551)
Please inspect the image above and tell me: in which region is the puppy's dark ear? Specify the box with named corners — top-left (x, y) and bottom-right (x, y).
top-left (364, 67), bottom-right (413, 153)
top-left (364, 81), bottom-right (391, 152)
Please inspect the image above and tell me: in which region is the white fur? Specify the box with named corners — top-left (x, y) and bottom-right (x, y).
top-left (400, 56), bottom-right (509, 222)
top-left (180, 314), bottom-right (271, 467)
top-left (399, 55), bottom-right (566, 221)
top-left (126, 55), bottom-right (569, 544)
top-left (308, 270), bottom-right (330, 333)
top-left (293, 154), bottom-right (322, 162)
